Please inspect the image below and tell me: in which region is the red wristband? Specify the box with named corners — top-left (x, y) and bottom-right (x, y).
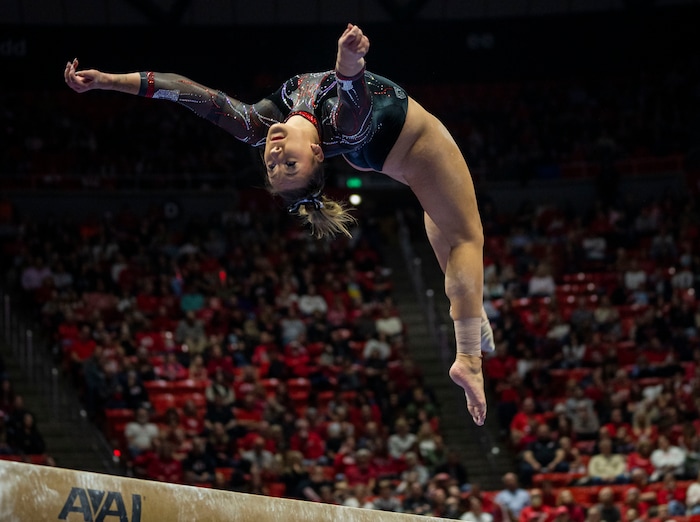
top-left (145, 71), bottom-right (155, 98)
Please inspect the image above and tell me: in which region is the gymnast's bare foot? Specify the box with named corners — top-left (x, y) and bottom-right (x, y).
top-left (449, 354), bottom-right (487, 426)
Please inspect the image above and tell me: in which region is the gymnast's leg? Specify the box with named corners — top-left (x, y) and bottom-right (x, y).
top-left (424, 212), bottom-right (494, 426)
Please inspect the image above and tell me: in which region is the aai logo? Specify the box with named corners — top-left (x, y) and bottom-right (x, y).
top-left (58, 487), bottom-right (142, 522)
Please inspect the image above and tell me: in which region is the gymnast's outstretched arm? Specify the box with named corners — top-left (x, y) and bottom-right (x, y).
top-left (64, 58), bottom-right (281, 147)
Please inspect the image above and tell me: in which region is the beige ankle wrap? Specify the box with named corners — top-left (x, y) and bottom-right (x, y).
top-left (454, 318), bottom-right (482, 356)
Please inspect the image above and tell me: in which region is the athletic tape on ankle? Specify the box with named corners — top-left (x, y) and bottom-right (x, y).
top-left (454, 318), bottom-right (482, 356)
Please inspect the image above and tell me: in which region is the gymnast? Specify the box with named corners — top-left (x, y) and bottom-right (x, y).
top-left (64, 23), bottom-right (494, 426)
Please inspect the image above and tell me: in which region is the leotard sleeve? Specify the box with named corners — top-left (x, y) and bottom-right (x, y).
top-left (332, 68), bottom-right (373, 146)
top-left (138, 72), bottom-right (283, 148)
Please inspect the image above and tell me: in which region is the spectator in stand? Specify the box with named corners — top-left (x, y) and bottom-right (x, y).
top-left (289, 418), bottom-right (326, 464)
top-left (604, 408), bottom-right (631, 440)
top-left (374, 302), bottom-right (404, 340)
top-left (180, 399), bottom-right (205, 438)
top-left (66, 323), bottom-right (97, 385)
top-left (205, 422), bottom-right (237, 468)
top-left (187, 353), bottom-right (208, 381)
top-left (621, 488), bottom-right (649, 520)
top-left (585, 506), bottom-right (602, 522)
top-left (370, 479), bottom-right (402, 512)
top-left (626, 468), bottom-right (657, 505)
top-left (179, 281), bottom-right (205, 314)
top-left (204, 391), bottom-right (239, 437)
top-left (400, 451), bottom-right (430, 487)
top-left (415, 421), bottom-right (445, 470)
top-left (345, 448), bottom-right (379, 492)
top-left (326, 294), bottom-right (350, 328)
top-left (624, 259), bottom-right (648, 305)
top-left (9, 411), bottom-right (46, 456)
top-left (402, 480), bottom-right (432, 516)
top-left (687, 469), bottom-right (700, 515)
top-left (650, 224), bottom-right (677, 262)
top-left (82, 344), bottom-right (107, 418)
top-left (174, 310), bottom-right (207, 357)
top-left (157, 351), bottom-right (188, 381)
top-left (124, 406), bottom-right (160, 457)
top-left (427, 479), bottom-right (462, 519)
top-left (434, 449), bottom-right (470, 489)
top-left (631, 409), bottom-right (658, 443)
top-left (510, 397), bottom-right (545, 452)
top-left (205, 367), bottom-right (235, 407)
top-left (556, 490), bottom-right (586, 522)
top-left (234, 392), bottom-right (264, 433)
top-left (146, 438), bottom-right (184, 484)
top-left (656, 472), bottom-right (687, 516)
top-left (569, 296), bottom-right (595, 338)
top-left (518, 489), bottom-right (551, 522)
top-left (552, 505), bottom-right (572, 522)
top-left (342, 483), bottom-right (374, 509)
top-left (527, 263), bottom-right (556, 298)
top-left (150, 304), bottom-right (178, 332)
top-left (21, 256), bottom-right (53, 293)
top-left (182, 436), bottom-right (216, 486)
top-left (485, 341), bottom-right (518, 382)
top-left (298, 284), bottom-right (328, 317)
top-left (494, 472), bottom-right (531, 521)
top-left (296, 464), bottom-right (334, 502)
top-left (593, 295), bottom-right (620, 335)
top-left (280, 306), bottom-right (307, 346)
top-left (275, 281), bottom-right (300, 313)
top-left (205, 343), bottom-right (235, 379)
top-left (460, 495), bottom-right (494, 522)
top-left (387, 417), bottom-right (417, 461)
top-left (650, 434), bottom-right (687, 481)
top-left (627, 437), bottom-right (656, 477)
top-left (571, 401), bottom-right (601, 441)
top-left (595, 487), bottom-right (622, 522)
top-left (0, 414), bottom-right (12, 456)
top-left (558, 436), bottom-right (586, 473)
top-left (0, 377), bottom-right (15, 415)
top-left (120, 369), bottom-right (150, 411)
top-left (559, 332), bottom-right (587, 369)
top-left (241, 435), bottom-right (275, 475)
top-left (160, 407), bottom-right (186, 455)
top-left (362, 331), bottom-right (391, 361)
top-left (586, 437), bottom-right (629, 485)
top-left (519, 423), bottom-right (569, 487)
top-left (133, 345), bottom-right (157, 383)
top-left (404, 386), bottom-right (439, 431)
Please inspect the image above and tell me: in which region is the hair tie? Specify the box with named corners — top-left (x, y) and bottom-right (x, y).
top-left (288, 191), bottom-right (324, 213)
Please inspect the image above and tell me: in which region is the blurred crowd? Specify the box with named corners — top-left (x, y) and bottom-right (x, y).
top-left (1, 56), bottom-right (697, 190)
top-left (0, 352), bottom-right (51, 464)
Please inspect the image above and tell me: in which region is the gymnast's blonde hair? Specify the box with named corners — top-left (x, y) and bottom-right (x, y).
top-left (294, 194), bottom-right (357, 239)
top-left (266, 162), bottom-right (357, 239)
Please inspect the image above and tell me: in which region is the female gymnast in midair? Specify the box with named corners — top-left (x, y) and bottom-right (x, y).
top-left (64, 23), bottom-right (494, 426)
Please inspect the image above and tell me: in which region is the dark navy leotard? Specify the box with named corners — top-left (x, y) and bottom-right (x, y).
top-left (139, 69), bottom-right (409, 171)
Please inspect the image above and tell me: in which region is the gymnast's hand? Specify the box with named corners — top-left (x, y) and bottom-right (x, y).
top-left (64, 58), bottom-right (110, 93)
top-left (336, 23), bottom-right (369, 78)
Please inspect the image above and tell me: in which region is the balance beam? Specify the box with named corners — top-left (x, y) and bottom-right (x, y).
top-left (0, 460), bottom-right (451, 521)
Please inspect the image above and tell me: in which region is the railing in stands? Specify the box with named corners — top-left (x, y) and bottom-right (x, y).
top-left (0, 287), bottom-right (116, 472)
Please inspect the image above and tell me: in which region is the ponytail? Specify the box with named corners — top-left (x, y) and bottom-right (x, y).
top-left (265, 159), bottom-right (357, 239)
top-left (295, 195), bottom-right (357, 239)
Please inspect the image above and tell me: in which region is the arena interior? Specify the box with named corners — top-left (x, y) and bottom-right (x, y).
top-left (1, 1), bottom-right (700, 520)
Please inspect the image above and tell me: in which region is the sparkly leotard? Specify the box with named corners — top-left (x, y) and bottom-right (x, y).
top-left (139, 69), bottom-right (409, 171)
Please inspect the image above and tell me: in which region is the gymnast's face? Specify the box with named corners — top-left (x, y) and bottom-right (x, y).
top-left (264, 122), bottom-right (324, 192)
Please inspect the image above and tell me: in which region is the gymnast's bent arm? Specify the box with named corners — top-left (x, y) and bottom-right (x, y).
top-left (64, 58), bottom-right (280, 147)
top-left (332, 24), bottom-right (373, 145)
